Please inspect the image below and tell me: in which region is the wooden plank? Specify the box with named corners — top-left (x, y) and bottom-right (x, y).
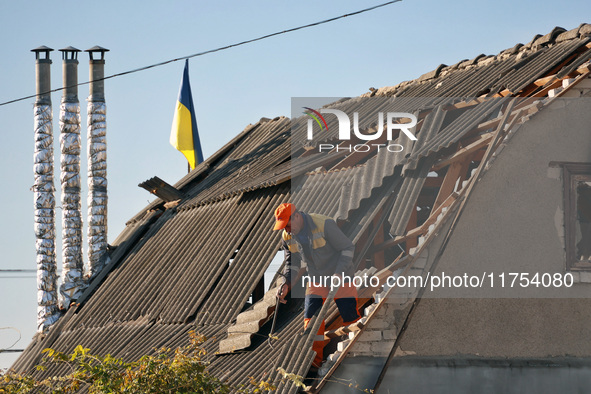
top-left (371, 192), bottom-right (459, 253)
top-left (532, 78), bottom-right (566, 98)
top-left (405, 204), bottom-right (418, 251)
top-left (138, 176), bottom-right (183, 202)
top-left (488, 107), bottom-right (528, 157)
top-left (422, 192), bottom-right (459, 230)
top-left (472, 149), bottom-right (485, 162)
top-left (300, 147), bottom-right (318, 157)
top-left (424, 176), bottom-right (444, 188)
top-left (444, 98), bottom-right (484, 110)
top-left (473, 99), bottom-right (538, 133)
top-left (533, 74), bottom-right (557, 86)
top-left (432, 133), bottom-right (492, 171)
top-left (549, 70), bottom-right (591, 99)
top-left (432, 157), bottom-right (469, 211)
top-left (324, 319), bottom-right (365, 339)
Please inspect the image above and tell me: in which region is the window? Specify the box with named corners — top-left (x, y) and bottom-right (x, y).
top-left (559, 163), bottom-right (591, 270)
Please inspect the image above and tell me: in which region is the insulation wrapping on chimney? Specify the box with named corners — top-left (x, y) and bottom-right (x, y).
top-left (33, 104), bottom-right (60, 332)
top-left (59, 101), bottom-right (85, 308)
top-left (87, 101), bottom-right (108, 277)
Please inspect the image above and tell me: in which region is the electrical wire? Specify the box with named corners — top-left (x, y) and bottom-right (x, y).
top-left (0, 0), bottom-right (402, 107)
top-left (0, 269), bottom-right (61, 279)
top-left (0, 269), bottom-right (36, 279)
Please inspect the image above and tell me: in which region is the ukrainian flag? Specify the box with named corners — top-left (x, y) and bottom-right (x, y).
top-left (170, 59), bottom-right (204, 170)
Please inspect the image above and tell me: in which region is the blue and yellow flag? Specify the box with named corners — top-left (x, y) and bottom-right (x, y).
top-left (170, 59), bottom-right (204, 170)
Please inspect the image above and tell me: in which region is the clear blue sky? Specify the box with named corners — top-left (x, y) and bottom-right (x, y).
top-left (1, 0), bottom-right (589, 370)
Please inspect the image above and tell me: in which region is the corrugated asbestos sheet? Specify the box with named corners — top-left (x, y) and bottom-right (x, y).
top-left (405, 97), bottom-right (507, 170)
top-left (503, 38), bottom-right (589, 93)
top-left (13, 24), bottom-right (591, 393)
top-left (291, 131), bottom-right (412, 222)
top-left (389, 105), bottom-right (447, 235)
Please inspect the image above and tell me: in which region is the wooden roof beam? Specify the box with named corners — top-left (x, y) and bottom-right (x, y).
top-left (433, 157), bottom-right (471, 211)
top-left (472, 99), bottom-right (539, 133)
top-left (371, 192), bottom-right (459, 253)
top-left (521, 49), bottom-right (586, 96)
top-left (423, 176), bottom-right (444, 188)
top-left (432, 133), bottom-right (492, 171)
top-left (533, 74), bottom-right (557, 86)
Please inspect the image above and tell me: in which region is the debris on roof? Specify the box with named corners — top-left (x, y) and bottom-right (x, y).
top-left (138, 176), bottom-right (183, 203)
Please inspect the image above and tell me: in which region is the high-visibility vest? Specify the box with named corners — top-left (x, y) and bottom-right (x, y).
top-left (282, 213), bottom-right (330, 254)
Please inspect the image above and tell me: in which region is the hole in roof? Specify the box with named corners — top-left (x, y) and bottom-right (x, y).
top-left (264, 251), bottom-right (284, 291)
top-left (228, 249), bottom-right (239, 266)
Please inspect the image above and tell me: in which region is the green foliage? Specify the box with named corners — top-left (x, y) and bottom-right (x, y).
top-left (276, 367), bottom-right (305, 389)
top-left (0, 331), bottom-right (276, 394)
top-left (1, 331), bottom-right (374, 393)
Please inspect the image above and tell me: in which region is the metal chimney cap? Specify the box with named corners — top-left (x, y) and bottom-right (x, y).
top-left (31, 45), bottom-right (54, 53)
top-left (31, 45), bottom-right (54, 60)
top-left (59, 46), bottom-right (81, 60)
top-left (59, 46), bottom-right (81, 53)
top-left (85, 46), bottom-right (110, 53)
top-left (85, 46), bottom-right (110, 61)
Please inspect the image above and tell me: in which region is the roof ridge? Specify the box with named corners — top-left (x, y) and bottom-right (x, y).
top-left (367, 23), bottom-right (590, 97)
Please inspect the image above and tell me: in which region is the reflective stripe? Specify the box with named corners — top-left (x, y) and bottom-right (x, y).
top-left (309, 214), bottom-right (328, 250)
top-left (311, 231), bottom-right (324, 240)
top-left (341, 249), bottom-right (354, 258)
top-left (314, 334), bottom-right (326, 341)
top-left (311, 230), bottom-right (326, 249)
top-left (311, 237), bottom-right (326, 249)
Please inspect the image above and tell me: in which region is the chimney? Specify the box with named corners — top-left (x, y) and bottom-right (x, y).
top-left (32, 46), bottom-right (60, 332)
top-left (58, 47), bottom-right (85, 308)
top-left (85, 46), bottom-right (109, 277)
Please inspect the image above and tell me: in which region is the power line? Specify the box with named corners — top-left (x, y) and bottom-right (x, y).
top-left (0, 269), bottom-right (62, 278)
top-left (0, 0), bottom-right (402, 107)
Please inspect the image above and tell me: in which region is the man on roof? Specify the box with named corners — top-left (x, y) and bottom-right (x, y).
top-left (273, 203), bottom-right (361, 370)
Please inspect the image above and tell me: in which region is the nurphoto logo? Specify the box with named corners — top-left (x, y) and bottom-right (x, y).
top-left (304, 107), bottom-right (418, 153)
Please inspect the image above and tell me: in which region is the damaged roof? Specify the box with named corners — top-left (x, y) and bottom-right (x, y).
top-left (13, 23), bottom-right (591, 393)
